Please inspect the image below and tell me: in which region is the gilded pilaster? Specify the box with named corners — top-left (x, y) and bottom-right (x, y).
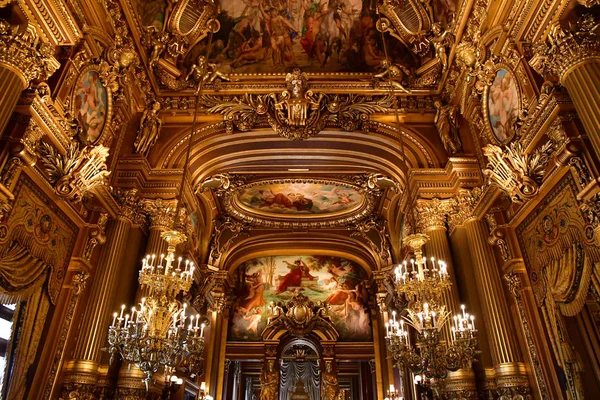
top-left (463, 219), bottom-right (529, 392)
top-left (447, 188), bottom-right (530, 394)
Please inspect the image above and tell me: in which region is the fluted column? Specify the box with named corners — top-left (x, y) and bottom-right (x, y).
top-left (0, 21), bottom-right (59, 136)
top-left (530, 14), bottom-right (600, 156)
top-left (63, 190), bottom-right (143, 394)
top-left (415, 199), bottom-right (461, 344)
top-left (463, 218), bottom-right (529, 390)
top-left (63, 217), bottom-right (133, 387)
top-left (415, 198), bottom-right (477, 397)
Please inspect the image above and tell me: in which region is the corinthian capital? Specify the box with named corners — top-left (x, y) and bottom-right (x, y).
top-left (414, 198), bottom-right (453, 232)
top-left (0, 21), bottom-right (59, 86)
top-left (140, 198), bottom-right (179, 230)
top-left (529, 14), bottom-right (600, 81)
top-left (448, 188), bottom-right (482, 230)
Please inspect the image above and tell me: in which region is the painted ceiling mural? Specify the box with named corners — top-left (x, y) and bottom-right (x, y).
top-left (182, 0), bottom-right (439, 74)
top-left (236, 182), bottom-right (364, 216)
top-left (230, 255), bottom-right (372, 341)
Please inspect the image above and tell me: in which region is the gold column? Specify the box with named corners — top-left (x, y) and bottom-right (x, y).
top-left (0, 21), bottom-right (59, 136)
top-left (463, 218), bottom-right (529, 390)
top-left (63, 193), bottom-right (142, 391)
top-left (530, 15), bottom-right (600, 156)
top-left (415, 198), bottom-right (476, 397)
top-left (562, 62), bottom-right (600, 155)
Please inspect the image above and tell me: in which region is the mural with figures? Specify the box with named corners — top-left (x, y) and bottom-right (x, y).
top-left (182, 0), bottom-right (444, 74)
top-left (487, 68), bottom-right (519, 144)
top-left (74, 70), bottom-right (109, 144)
top-left (230, 256), bottom-right (372, 341)
top-left (237, 182), bottom-right (363, 215)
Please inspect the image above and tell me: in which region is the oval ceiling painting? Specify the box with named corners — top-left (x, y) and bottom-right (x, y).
top-left (487, 68), bottom-right (520, 144)
top-left (236, 181), bottom-right (364, 217)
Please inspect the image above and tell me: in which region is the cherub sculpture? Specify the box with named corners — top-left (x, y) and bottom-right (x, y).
top-left (145, 27), bottom-right (169, 67)
top-left (186, 55), bottom-right (236, 92)
top-left (373, 59), bottom-right (412, 94)
top-left (430, 23), bottom-right (453, 72)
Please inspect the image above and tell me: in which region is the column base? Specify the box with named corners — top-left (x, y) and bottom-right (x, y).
top-left (62, 360), bottom-right (100, 400)
top-left (494, 363), bottom-right (532, 399)
top-left (444, 368), bottom-right (477, 399)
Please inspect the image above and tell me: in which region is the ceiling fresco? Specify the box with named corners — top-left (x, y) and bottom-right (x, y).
top-left (236, 181), bottom-right (364, 216)
top-left (184, 0), bottom-right (420, 74)
top-left (230, 255), bottom-right (372, 341)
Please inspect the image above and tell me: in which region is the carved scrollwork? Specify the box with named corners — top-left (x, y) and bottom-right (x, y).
top-left (483, 141), bottom-right (553, 203)
top-left (350, 218), bottom-right (390, 261)
top-left (209, 217), bottom-right (248, 261)
top-left (205, 69), bottom-right (395, 139)
top-left (82, 213), bottom-right (108, 261)
top-left (38, 141), bottom-right (111, 203)
top-left (263, 293), bottom-right (338, 339)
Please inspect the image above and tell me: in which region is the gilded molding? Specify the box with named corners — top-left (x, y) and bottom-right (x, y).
top-left (209, 217), bottom-right (248, 262)
top-left (503, 272), bottom-right (549, 399)
top-left (530, 14), bottom-right (600, 82)
top-left (17, 0), bottom-right (82, 45)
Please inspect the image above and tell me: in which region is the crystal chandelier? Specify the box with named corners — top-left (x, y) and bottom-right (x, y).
top-left (107, 229), bottom-right (206, 386)
top-left (107, 20), bottom-right (218, 386)
top-left (384, 234), bottom-right (478, 385)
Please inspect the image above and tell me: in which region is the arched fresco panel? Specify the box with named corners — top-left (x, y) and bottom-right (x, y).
top-left (230, 255), bottom-right (372, 341)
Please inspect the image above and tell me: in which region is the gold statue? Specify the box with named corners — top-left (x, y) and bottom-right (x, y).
top-left (373, 59), bottom-right (412, 94)
top-left (260, 359), bottom-right (279, 400)
top-left (434, 100), bottom-right (461, 155)
top-left (146, 27), bottom-right (169, 67)
top-left (430, 23), bottom-right (453, 72)
top-left (134, 101), bottom-right (163, 155)
top-left (321, 360), bottom-right (340, 400)
top-left (186, 55), bottom-right (237, 92)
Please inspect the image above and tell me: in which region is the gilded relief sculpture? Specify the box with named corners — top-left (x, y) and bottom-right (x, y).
top-left (372, 59), bottom-right (412, 94)
top-left (321, 360), bottom-right (340, 400)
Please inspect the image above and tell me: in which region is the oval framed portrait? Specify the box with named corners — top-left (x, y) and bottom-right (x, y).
top-left (483, 66), bottom-right (521, 145)
top-left (71, 65), bottom-right (113, 145)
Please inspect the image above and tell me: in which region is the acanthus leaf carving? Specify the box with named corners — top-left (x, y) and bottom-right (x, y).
top-left (529, 14), bottom-right (600, 82)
